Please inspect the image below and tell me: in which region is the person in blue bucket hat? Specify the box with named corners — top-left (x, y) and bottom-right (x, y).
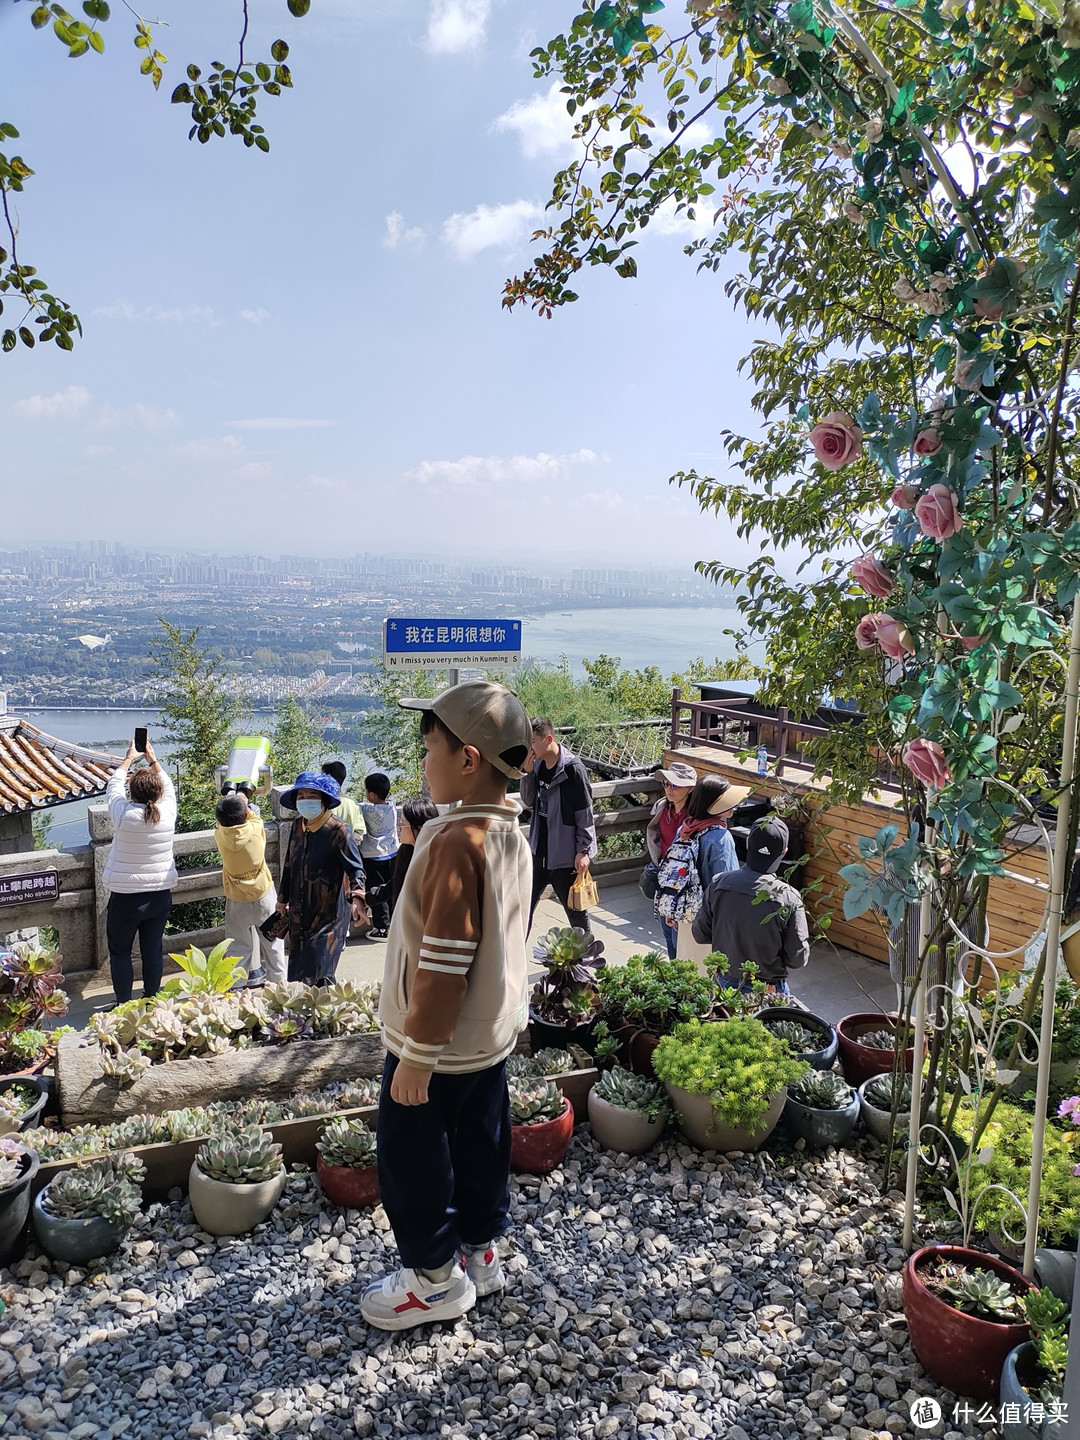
top-left (276, 771), bottom-right (368, 984)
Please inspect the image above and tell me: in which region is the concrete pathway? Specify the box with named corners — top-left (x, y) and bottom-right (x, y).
top-left (63, 881), bottom-right (896, 1031)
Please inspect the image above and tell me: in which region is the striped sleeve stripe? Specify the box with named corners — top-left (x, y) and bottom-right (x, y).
top-left (418, 961), bottom-right (473, 975)
top-left (401, 1039), bottom-right (445, 1066)
top-left (400, 1037), bottom-right (444, 1054)
top-left (421, 935), bottom-right (477, 951)
top-left (419, 947), bottom-right (473, 964)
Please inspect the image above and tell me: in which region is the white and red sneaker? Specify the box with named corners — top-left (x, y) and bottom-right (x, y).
top-left (463, 1243), bottom-right (505, 1297)
top-left (360, 1264), bottom-right (476, 1331)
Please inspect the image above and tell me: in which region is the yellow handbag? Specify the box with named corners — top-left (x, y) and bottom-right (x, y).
top-left (568, 864), bottom-right (599, 913)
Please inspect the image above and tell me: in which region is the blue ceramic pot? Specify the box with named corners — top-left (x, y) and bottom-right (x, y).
top-left (999, 1343), bottom-right (1049, 1440)
top-left (32, 1190), bottom-right (128, 1264)
top-left (782, 1091), bottom-right (860, 1149)
top-left (758, 1007), bottom-right (839, 1071)
top-left (0, 1146), bottom-right (39, 1265)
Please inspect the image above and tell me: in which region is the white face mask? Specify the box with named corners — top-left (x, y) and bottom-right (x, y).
top-left (296, 798), bottom-right (323, 820)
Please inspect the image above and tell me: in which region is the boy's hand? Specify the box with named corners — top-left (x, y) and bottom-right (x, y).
top-left (390, 1062), bottom-right (431, 1106)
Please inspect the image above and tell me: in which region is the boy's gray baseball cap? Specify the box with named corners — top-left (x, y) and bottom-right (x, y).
top-left (399, 680), bottom-right (532, 779)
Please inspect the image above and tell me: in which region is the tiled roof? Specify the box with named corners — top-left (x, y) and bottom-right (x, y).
top-left (0, 717), bottom-right (121, 815)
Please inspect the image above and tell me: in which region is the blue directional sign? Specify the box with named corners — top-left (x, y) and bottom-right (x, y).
top-left (383, 618), bottom-right (522, 670)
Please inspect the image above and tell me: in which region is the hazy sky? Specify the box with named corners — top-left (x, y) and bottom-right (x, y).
top-left (0, 0), bottom-right (768, 566)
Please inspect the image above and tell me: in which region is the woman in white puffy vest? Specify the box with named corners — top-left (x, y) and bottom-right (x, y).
top-left (101, 738), bottom-right (178, 1004)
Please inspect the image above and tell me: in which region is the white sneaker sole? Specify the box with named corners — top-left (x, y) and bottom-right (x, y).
top-left (361, 1285), bottom-right (476, 1331)
top-left (472, 1273), bottom-right (504, 1297)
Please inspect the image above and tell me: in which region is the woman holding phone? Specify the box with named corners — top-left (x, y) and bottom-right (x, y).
top-left (101, 734), bottom-right (178, 1005)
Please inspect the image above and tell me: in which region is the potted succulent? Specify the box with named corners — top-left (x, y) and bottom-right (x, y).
top-left (315, 1116), bottom-right (380, 1208)
top-left (0, 945), bottom-right (70, 1078)
top-left (836, 1012), bottom-right (922, 1086)
top-left (509, 1078), bottom-right (574, 1175)
top-left (529, 927), bottom-right (606, 1054)
top-left (858, 1072), bottom-right (915, 1144)
top-left (188, 1123), bottom-right (286, 1236)
top-left (758, 1010), bottom-right (838, 1070)
top-left (596, 952), bottom-right (718, 1076)
top-left (999, 1288), bottom-right (1069, 1440)
top-left (506, 1048), bottom-right (576, 1080)
top-left (652, 1018), bottom-right (808, 1152)
top-left (32, 1152), bottom-right (145, 1264)
top-left (0, 1076), bottom-right (47, 1136)
top-left (783, 1070), bottom-right (860, 1148)
top-left (0, 1136), bottom-right (40, 1266)
top-left (587, 1065), bottom-right (669, 1154)
top-left (902, 1246), bottom-right (1035, 1401)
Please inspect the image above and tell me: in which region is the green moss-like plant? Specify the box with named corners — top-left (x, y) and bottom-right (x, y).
top-left (597, 952), bottom-right (717, 1036)
top-left (652, 1018), bottom-right (808, 1132)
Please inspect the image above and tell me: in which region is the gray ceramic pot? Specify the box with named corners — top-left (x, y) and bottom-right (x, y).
top-left (664, 1082), bottom-right (786, 1152)
top-left (0, 1078), bottom-right (47, 1137)
top-left (1034, 1248), bottom-right (1077, 1305)
top-left (783, 1091), bottom-right (860, 1149)
top-left (188, 1161), bottom-right (287, 1236)
top-left (0, 1145), bottom-right (39, 1265)
top-left (587, 1089), bottom-right (665, 1155)
top-left (757, 1008), bottom-right (839, 1071)
top-left (32, 1190), bottom-right (128, 1264)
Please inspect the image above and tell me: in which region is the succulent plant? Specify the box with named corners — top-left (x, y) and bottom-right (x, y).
top-left (530, 927), bottom-right (605, 1026)
top-left (41, 1152), bottom-right (145, 1227)
top-left (0, 1137), bottom-right (28, 1188)
top-left (593, 1065), bottom-right (669, 1120)
top-left (508, 1078), bottom-right (565, 1126)
top-left (527, 1048), bottom-right (575, 1076)
top-left (1024, 1288), bottom-right (1069, 1403)
top-left (653, 1018), bottom-right (809, 1133)
top-left (195, 1123), bottom-right (283, 1185)
top-left (165, 1108), bottom-right (214, 1142)
top-left (860, 1028), bottom-right (899, 1050)
top-left (863, 1073), bottom-right (913, 1111)
top-left (789, 1070), bottom-right (854, 1110)
top-left (765, 1019), bottom-right (822, 1053)
top-left (316, 1116), bottom-right (377, 1169)
top-left (0, 1080), bottom-right (37, 1125)
top-left (598, 952), bottom-right (718, 1035)
top-left (327, 1078), bottom-right (381, 1109)
top-left (505, 1053), bottom-right (536, 1079)
top-left (936, 1264), bottom-right (1023, 1321)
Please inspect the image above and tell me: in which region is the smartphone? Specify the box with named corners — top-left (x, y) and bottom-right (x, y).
top-left (134, 727), bottom-right (148, 754)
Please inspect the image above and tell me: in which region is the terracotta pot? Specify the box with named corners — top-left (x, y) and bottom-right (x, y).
top-left (836, 1012), bottom-right (922, 1086)
top-left (187, 1161), bottom-right (287, 1236)
top-left (0, 1053), bottom-right (50, 1082)
top-left (902, 1244), bottom-right (1034, 1401)
top-left (0, 1077), bottom-right (48, 1137)
top-left (511, 1096), bottom-right (574, 1175)
top-left (757, 1007), bottom-right (838, 1071)
top-left (782, 1091), bottom-right (860, 1149)
top-left (316, 1155), bottom-right (380, 1208)
top-left (587, 1089), bottom-right (665, 1155)
top-left (664, 1082), bottom-right (786, 1152)
top-left (0, 1145), bottom-right (39, 1266)
top-left (609, 1022), bottom-right (661, 1078)
top-left (32, 1190), bottom-right (128, 1264)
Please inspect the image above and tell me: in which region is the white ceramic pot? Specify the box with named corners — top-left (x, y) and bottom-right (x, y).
top-left (187, 1161), bottom-right (286, 1237)
top-left (857, 1079), bottom-right (913, 1144)
top-left (664, 1082), bottom-right (786, 1152)
top-left (587, 1089), bottom-right (665, 1155)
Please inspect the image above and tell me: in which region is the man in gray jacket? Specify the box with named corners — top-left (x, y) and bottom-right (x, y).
top-left (520, 717), bottom-right (597, 933)
top-left (691, 818), bottom-right (810, 994)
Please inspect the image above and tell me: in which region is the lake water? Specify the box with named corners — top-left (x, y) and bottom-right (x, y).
top-left (10, 605), bottom-right (753, 847)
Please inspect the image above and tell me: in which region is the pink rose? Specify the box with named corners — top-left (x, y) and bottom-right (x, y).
top-left (809, 411), bottom-right (863, 471)
top-left (915, 483), bottom-right (963, 540)
top-left (875, 615), bottom-right (915, 660)
top-left (913, 429), bottom-right (942, 457)
top-left (855, 612), bottom-right (885, 650)
top-left (903, 738), bottom-right (951, 789)
top-left (960, 634), bottom-right (989, 651)
top-left (851, 554), bottom-right (896, 599)
top-left (891, 484), bottom-right (920, 509)
top-left (955, 356), bottom-right (981, 391)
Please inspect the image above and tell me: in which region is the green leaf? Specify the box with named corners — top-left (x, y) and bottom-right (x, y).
top-left (271, 38), bottom-right (289, 62)
top-left (287, 0), bottom-right (310, 14)
top-left (31, 5), bottom-right (50, 28)
top-left (87, 28), bottom-right (104, 52)
top-left (82, 0), bottom-right (110, 17)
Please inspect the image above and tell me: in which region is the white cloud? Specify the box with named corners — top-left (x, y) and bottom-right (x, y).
top-left (425, 0), bottom-right (491, 53)
top-left (382, 211), bottom-right (425, 250)
top-left (226, 418), bottom-right (338, 431)
top-left (93, 402), bottom-right (179, 431)
top-left (442, 199), bottom-right (543, 260)
top-left (492, 83), bottom-right (576, 160)
top-left (232, 461), bottom-right (274, 479)
top-left (13, 385), bottom-right (91, 420)
top-left (239, 308), bottom-right (271, 324)
top-left (405, 448), bottom-right (600, 490)
top-left (176, 435), bottom-right (248, 461)
top-left (93, 300), bottom-right (217, 324)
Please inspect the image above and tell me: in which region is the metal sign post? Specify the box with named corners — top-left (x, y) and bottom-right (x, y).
top-left (383, 619), bottom-right (523, 672)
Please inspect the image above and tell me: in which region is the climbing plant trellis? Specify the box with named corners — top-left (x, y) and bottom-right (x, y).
top-left (506, 0), bottom-right (1080, 1265)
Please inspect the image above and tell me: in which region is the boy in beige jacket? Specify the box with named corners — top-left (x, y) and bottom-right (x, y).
top-left (214, 792), bottom-right (286, 984)
top-left (361, 680), bottom-right (533, 1331)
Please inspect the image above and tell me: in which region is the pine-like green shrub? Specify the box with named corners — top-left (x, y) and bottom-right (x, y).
top-left (653, 1018), bottom-right (808, 1132)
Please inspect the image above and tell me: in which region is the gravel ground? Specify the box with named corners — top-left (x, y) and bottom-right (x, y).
top-left (0, 1131), bottom-right (991, 1440)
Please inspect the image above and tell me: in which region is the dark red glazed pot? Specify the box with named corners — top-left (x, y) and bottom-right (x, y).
top-left (836, 1012), bottom-right (923, 1086)
top-left (510, 1096), bottom-right (574, 1176)
top-left (316, 1156), bottom-right (380, 1209)
top-left (610, 1022), bottom-right (661, 1078)
top-left (902, 1244), bottom-right (1034, 1401)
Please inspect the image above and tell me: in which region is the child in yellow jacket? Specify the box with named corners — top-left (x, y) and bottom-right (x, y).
top-left (214, 792), bottom-right (286, 984)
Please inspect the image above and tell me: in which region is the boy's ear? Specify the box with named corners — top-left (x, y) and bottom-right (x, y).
top-left (461, 743), bottom-right (483, 773)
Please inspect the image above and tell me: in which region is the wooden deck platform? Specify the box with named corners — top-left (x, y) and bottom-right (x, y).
top-left (669, 746), bottom-right (1048, 972)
